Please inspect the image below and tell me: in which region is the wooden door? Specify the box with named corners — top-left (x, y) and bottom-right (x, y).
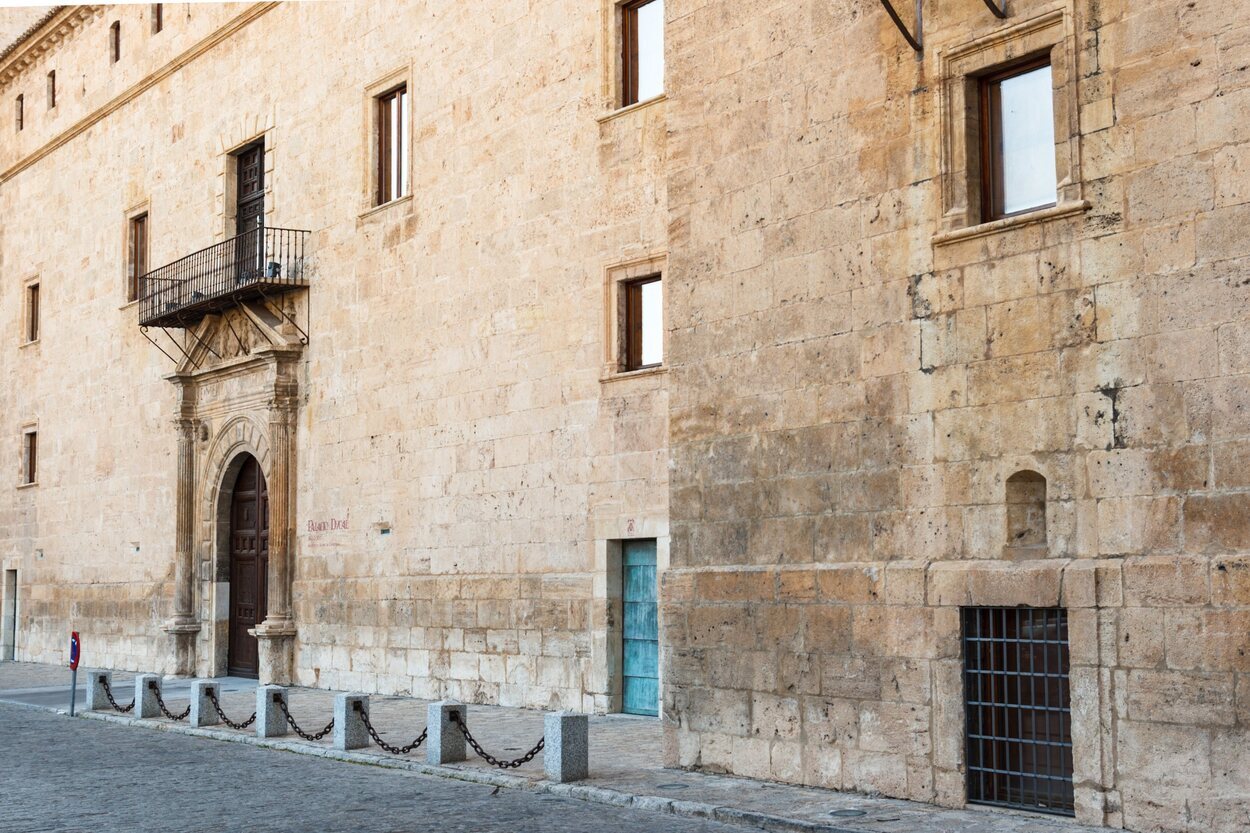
top-left (234, 141), bottom-right (265, 280)
top-left (227, 456), bottom-right (269, 678)
top-left (622, 540), bottom-right (659, 716)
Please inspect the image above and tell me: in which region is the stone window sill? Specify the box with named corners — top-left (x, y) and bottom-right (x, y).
top-left (118, 299), bottom-right (139, 311)
top-left (597, 94), bottom-right (666, 124)
top-left (932, 199), bottom-right (1089, 246)
top-left (601, 364), bottom-right (667, 384)
top-left (358, 193), bottom-right (412, 221)
top-left (16, 482), bottom-right (37, 490)
top-left (20, 338), bottom-right (39, 349)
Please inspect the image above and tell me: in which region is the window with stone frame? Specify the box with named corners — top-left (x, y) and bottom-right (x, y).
top-left (935, 10), bottom-right (1086, 240)
top-left (603, 254), bottom-right (666, 379)
top-left (375, 84), bottom-right (410, 205)
top-left (21, 429), bottom-right (37, 485)
top-left (978, 56), bottom-right (1057, 221)
top-left (151, 4), bottom-right (163, 35)
top-left (127, 212), bottom-right (149, 302)
top-left (110, 21), bottom-right (121, 63)
top-left (46, 70), bottom-right (55, 110)
top-left (24, 283), bottom-right (40, 343)
top-left (14, 94), bottom-right (22, 132)
top-left (621, 0), bottom-right (664, 107)
top-left (622, 275), bottom-right (663, 371)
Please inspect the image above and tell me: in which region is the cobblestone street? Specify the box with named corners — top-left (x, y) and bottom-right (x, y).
top-left (0, 663), bottom-right (1111, 833)
top-left (0, 702), bottom-right (742, 833)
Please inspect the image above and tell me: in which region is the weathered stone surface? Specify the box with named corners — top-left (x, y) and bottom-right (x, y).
top-left (427, 700), bottom-right (467, 765)
top-left (543, 711), bottom-right (589, 783)
top-left (0, 2), bottom-right (1247, 832)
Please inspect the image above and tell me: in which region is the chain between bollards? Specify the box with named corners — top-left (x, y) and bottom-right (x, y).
top-left (149, 681), bottom-right (190, 721)
top-left (206, 688), bottom-right (256, 730)
top-left (275, 693), bottom-right (335, 741)
top-left (99, 677), bottom-right (135, 713)
top-left (449, 711), bottom-right (544, 769)
top-left (353, 701), bottom-right (427, 755)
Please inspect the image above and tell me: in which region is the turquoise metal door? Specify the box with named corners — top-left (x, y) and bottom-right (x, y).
top-left (622, 540), bottom-right (659, 716)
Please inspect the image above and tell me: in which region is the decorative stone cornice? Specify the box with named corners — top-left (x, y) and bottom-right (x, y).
top-left (0, 6), bottom-right (101, 89)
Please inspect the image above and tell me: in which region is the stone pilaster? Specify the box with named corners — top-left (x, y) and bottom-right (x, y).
top-left (255, 367), bottom-right (298, 684)
top-left (163, 402), bottom-right (200, 675)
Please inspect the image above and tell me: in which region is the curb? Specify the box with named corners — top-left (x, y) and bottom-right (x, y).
top-left (64, 708), bottom-right (858, 833)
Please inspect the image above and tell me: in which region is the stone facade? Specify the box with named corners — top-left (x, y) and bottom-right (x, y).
top-left (659, 1), bottom-right (1250, 831)
top-left (0, 3), bottom-right (1247, 832)
top-left (0, 2), bottom-right (668, 711)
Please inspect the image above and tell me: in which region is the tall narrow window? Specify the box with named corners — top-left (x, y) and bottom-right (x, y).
top-left (151, 4), bottom-right (163, 34)
top-left (110, 21), bottom-right (121, 63)
top-left (14, 94), bottom-right (22, 132)
top-left (622, 0), bottom-right (664, 106)
top-left (623, 275), bottom-right (663, 371)
top-left (980, 57), bottom-right (1057, 220)
top-left (128, 213), bottom-right (149, 302)
top-left (22, 431), bottom-right (37, 485)
top-left (25, 284), bottom-right (39, 343)
top-left (376, 85), bottom-right (409, 205)
top-left (46, 71), bottom-right (55, 109)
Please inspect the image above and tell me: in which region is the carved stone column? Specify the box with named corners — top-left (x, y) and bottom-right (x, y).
top-left (163, 389), bottom-right (200, 675)
top-left (255, 359), bottom-right (298, 685)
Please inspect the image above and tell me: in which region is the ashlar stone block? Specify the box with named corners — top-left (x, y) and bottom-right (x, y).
top-left (543, 711), bottom-right (588, 782)
top-left (257, 685), bottom-right (288, 739)
top-left (189, 680), bottom-right (221, 728)
top-left (333, 692), bottom-right (369, 750)
top-left (426, 700), bottom-right (467, 764)
top-left (135, 674), bottom-right (161, 719)
top-left (84, 670), bottom-right (111, 712)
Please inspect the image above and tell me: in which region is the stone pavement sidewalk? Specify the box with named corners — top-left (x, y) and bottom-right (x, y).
top-left (0, 661), bottom-right (1101, 833)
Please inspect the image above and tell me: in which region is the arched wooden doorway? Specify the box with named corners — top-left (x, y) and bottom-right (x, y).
top-left (227, 455), bottom-right (269, 677)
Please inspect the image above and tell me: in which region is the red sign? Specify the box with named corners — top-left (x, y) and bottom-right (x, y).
top-left (69, 631), bottom-right (80, 670)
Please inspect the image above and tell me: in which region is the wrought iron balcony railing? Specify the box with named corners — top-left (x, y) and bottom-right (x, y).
top-left (138, 226), bottom-right (310, 329)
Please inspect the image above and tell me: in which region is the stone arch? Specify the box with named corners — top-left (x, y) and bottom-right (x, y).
top-left (1005, 470), bottom-right (1047, 553)
top-left (198, 414), bottom-right (270, 676)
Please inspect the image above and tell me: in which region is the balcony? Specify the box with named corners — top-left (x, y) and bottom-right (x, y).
top-left (138, 226), bottom-right (310, 329)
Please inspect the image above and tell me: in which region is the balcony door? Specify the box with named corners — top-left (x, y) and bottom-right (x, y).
top-left (234, 140), bottom-right (265, 282)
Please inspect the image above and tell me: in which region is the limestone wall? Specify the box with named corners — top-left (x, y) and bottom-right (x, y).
top-left (661, 1), bottom-right (1250, 831)
top-left (0, 2), bottom-right (668, 712)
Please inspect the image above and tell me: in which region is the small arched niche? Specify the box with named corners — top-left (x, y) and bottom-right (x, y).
top-left (1005, 470), bottom-right (1047, 554)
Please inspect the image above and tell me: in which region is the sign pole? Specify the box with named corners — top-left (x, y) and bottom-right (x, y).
top-left (68, 631), bottom-right (80, 716)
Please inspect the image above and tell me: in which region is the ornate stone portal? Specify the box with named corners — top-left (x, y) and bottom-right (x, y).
top-left (161, 303), bottom-right (303, 684)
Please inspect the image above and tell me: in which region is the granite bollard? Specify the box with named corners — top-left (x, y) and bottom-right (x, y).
top-left (135, 674), bottom-right (161, 719)
top-left (333, 693), bottom-right (369, 750)
top-left (426, 701), bottom-right (467, 764)
top-left (257, 685), bottom-right (288, 738)
top-left (543, 711), bottom-right (588, 782)
top-left (84, 670), bottom-right (111, 711)
top-left (189, 680), bottom-right (220, 728)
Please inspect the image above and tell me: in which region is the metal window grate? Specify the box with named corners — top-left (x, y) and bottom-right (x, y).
top-left (962, 606), bottom-right (1074, 816)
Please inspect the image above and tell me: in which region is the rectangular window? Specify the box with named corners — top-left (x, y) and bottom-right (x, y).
top-left (376, 85), bottom-right (410, 205)
top-left (980, 58), bottom-right (1057, 220)
top-left (621, 0), bottom-right (664, 106)
top-left (623, 275), bottom-right (662, 371)
top-left (962, 607), bottom-right (1074, 816)
top-left (128, 213), bottom-right (149, 302)
top-left (15, 94), bottom-right (22, 132)
top-left (110, 21), bottom-right (121, 63)
top-left (152, 4), bottom-right (163, 34)
top-left (21, 431), bottom-right (37, 485)
top-left (46, 71), bottom-right (55, 109)
top-left (25, 284), bottom-right (39, 343)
